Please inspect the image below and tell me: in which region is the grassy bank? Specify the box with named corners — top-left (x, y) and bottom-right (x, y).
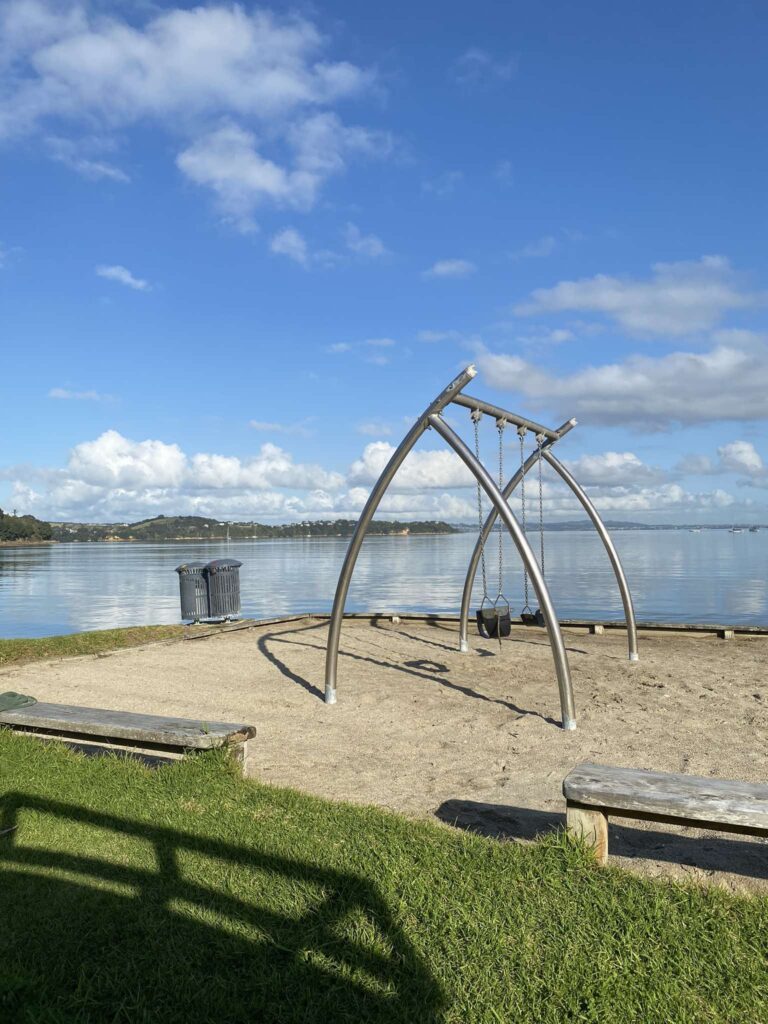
top-left (1, 734), bottom-right (766, 1023)
top-left (0, 624), bottom-right (218, 669)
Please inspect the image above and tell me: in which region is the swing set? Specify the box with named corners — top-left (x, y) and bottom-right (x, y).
top-left (324, 365), bottom-right (638, 731)
top-left (471, 408), bottom-right (549, 639)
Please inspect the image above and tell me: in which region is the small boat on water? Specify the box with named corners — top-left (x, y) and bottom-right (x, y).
top-left (729, 526), bottom-right (744, 533)
top-left (749, 526), bottom-right (760, 533)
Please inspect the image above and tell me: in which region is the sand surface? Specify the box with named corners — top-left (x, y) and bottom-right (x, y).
top-left (3, 617), bottom-right (767, 891)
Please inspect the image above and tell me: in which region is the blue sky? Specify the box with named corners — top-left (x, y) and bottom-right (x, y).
top-left (1, 0), bottom-right (767, 524)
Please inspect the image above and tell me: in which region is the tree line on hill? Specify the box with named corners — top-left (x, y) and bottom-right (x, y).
top-left (50, 516), bottom-right (458, 542)
top-left (0, 508), bottom-right (53, 542)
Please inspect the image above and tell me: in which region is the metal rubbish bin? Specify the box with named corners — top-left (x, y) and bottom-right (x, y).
top-left (205, 558), bottom-right (242, 619)
top-left (175, 562), bottom-right (209, 622)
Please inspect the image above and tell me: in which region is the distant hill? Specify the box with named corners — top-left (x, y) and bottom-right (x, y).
top-left (450, 519), bottom-right (765, 532)
top-left (49, 516), bottom-right (459, 542)
top-left (0, 508), bottom-right (52, 543)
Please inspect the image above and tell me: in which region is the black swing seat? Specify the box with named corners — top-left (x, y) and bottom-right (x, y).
top-left (520, 608), bottom-right (545, 626)
top-left (476, 604), bottom-right (512, 639)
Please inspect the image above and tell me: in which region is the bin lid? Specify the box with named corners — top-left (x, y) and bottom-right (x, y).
top-left (205, 558), bottom-right (243, 572)
top-left (175, 561), bottom-right (207, 574)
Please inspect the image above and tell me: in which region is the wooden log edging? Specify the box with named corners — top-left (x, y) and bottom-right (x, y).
top-left (182, 612), bottom-right (768, 639)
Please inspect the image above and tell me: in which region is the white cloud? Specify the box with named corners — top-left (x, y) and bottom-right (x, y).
top-left (324, 337), bottom-right (397, 361)
top-left (5, 428), bottom-right (761, 524)
top-left (48, 387), bottom-right (110, 402)
top-left (177, 124), bottom-right (315, 232)
top-left (514, 256), bottom-right (758, 336)
top-left (417, 329), bottom-right (463, 343)
top-left (477, 339), bottom-right (768, 428)
top-left (717, 440), bottom-right (765, 476)
top-left (343, 222), bottom-right (387, 258)
top-left (424, 258), bottom-right (476, 279)
top-left (547, 329), bottom-right (574, 343)
top-left (0, 4), bottom-right (387, 230)
top-left (357, 421), bottom-right (392, 437)
top-left (0, 4), bottom-right (371, 137)
top-left (287, 112), bottom-right (390, 174)
top-left (422, 170), bottom-right (463, 197)
top-left (511, 235), bottom-right (557, 260)
top-left (249, 418), bottom-right (314, 438)
top-left (494, 159), bottom-right (513, 185)
top-left (95, 264), bottom-right (150, 290)
top-left (46, 135), bottom-right (129, 182)
top-left (9, 430), bottom-right (346, 520)
top-left (177, 116), bottom-right (389, 232)
top-left (675, 454), bottom-right (715, 476)
top-left (348, 442), bottom-right (473, 490)
top-left (563, 452), bottom-right (665, 487)
top-left (576, 484), bottom-right (735, 514)
top-left (270, 227), bottom-right (308, 265)
top-left (454, 48), bottom-right (515, 86)
top-left (675, 441), bottom-right (767, 481)
top-left (68, 431), bottom-right (188, 489)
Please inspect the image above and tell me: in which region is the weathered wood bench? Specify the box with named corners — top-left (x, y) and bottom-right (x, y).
top-left (563, 762), bottom-right (768, 865)
top-left (0, 702), bottom-right (255, 773)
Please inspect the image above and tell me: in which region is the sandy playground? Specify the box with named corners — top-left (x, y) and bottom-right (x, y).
top-left (2, 616), bottom-right (767, 891)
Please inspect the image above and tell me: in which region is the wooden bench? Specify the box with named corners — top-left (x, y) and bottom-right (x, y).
top-left (0, 702), bottom-right (255, 773)
top-left (563, 762), bottom-right (768, 865)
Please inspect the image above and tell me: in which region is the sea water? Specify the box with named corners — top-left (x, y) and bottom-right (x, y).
top-left (0, 530), bottom-right (766, 638)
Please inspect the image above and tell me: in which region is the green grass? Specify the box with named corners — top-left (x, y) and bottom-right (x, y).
top-left (1, 734), bottom-right (766, 1023)
top-left (0, 624), bottom-right (218, 669)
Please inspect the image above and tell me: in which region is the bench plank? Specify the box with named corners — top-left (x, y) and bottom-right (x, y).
top-left (564, 763), bottom-right (768, 832)
top-left (0, 702), bottom-right (255, 751)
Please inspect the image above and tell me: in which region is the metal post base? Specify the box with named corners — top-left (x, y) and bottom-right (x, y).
top-left (459, 639), bottom-right (469, 653)
top-left (629, 653), bottom-right (640, 663)
top-left (563, 718), bottom-right (577, 731)
top-left (324, 687), bottom-right (337, 705)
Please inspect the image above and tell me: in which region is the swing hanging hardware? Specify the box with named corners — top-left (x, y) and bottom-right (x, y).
top-left (473, 408), bottom-right (512, 640)
top-left (520, 430), bottom-right (547, 625)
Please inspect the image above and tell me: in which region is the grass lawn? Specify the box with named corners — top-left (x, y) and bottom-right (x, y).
top-left (0, 624), bottom-right (223, 669)
top-left (1, 734), bottom-right (766, 1024)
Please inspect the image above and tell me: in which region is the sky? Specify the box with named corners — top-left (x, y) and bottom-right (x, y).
top-left (1, 0), bottom-right (767, 525)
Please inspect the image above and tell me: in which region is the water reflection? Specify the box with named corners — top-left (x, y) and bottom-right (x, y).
top-left (0, 530), bottom-right (766, 637)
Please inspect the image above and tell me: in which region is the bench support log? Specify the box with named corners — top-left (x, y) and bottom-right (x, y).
top-left (566, 802), bottom-right (608, 864)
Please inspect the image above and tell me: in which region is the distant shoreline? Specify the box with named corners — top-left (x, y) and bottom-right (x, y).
top-left (0, 539), bottom-right (56, 548)
top-left (4, 525), bottom-right (764, 549)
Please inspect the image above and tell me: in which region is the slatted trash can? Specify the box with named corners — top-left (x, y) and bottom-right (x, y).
top-left (205, 559), bottom-right (242, 619)
top-left (175, 562), bottom-right (209, 622)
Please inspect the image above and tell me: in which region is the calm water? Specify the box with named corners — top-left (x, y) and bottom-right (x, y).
top-left (0, 530), bottom-right (766, 638)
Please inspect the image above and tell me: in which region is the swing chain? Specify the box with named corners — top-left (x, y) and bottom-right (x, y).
top-left (518, 425), bottom-right (531, 614)
top-left (496, 418), bottom-right (506, 601)
top-left (536, 433), bottom-right (546, 580)
top-left (471, 409), bottom-right (489, 601)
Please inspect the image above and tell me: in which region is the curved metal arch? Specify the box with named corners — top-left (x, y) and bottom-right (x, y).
top-left (428, 414), bottom-right (575, 729)
top-left (322, 367), bottom-right (577, 730)
top-left (543, 450), bottom-right (638, 661)
top-left (458, 438), bottom-right (639, 663)
top-left (324, 365), bottom-right (477, 706)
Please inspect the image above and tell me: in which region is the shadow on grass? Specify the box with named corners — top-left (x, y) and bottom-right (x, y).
top-left (435, 799), bottom-right (768, 881)
top-left (0, 792), bottom-right (445, 1023)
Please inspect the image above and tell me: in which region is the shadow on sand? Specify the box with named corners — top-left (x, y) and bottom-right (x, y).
top-left (257, 619), bottom-right (560, 726)
top-left (0, 791), bottom-right (444, 1023)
